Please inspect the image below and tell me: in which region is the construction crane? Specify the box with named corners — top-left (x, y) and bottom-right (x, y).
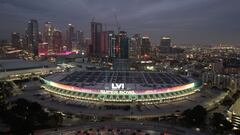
top-left (92, 17), bottom-right (95, 22)
top-left (114, 14), bottom-right (121, 33)
top-left (95, 15), bottom-right (121, 33)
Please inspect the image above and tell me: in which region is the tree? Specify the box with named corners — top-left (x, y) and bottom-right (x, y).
top-left (210, 113), bottom-right (233, 134)
top-left (48, 112), bottom-right (63, 127)
top-left (221, 96), bottom-right (234, 107)
top-left (0, 98), bottom-right (51, 135)
top-left (182, 105), bottom-right (207, 127)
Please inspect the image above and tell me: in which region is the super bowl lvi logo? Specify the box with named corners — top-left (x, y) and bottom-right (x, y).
top-left (112, 83), bottom-right (124, 90)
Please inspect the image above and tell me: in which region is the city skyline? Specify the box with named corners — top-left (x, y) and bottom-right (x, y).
top-left (0, 0), bottom-right (240, 45)
top-left (1, 1), bottom-right (240, 134)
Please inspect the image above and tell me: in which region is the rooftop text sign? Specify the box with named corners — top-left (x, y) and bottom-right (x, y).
top-left (111, 83), bottom-right (125, 90)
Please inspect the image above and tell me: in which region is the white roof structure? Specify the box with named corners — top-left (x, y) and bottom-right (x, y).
top-left (0, 59), bottom-right (57, 80)
top-left (0, 59), bottom-right (54, 71)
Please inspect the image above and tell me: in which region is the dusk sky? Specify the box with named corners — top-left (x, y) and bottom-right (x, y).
top-left (0, 0), bottom-right (240, 45)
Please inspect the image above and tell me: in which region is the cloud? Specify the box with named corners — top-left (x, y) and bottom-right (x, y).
top-left (0, 0), bottom-right (240, 44)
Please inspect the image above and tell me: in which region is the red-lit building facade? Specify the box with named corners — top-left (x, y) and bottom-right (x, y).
top-left (53, 31), bottom-right (63, 53)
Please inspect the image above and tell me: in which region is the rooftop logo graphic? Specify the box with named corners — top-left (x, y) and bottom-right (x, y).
top-left (112, 83), bottom-right (124, 90)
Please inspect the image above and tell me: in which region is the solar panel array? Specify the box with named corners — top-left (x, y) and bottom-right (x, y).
top-left (59, 71), bottom-right (190, 85)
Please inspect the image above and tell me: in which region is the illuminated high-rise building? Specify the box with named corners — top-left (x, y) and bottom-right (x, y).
top-left (38, 42), bottom-right (48, 56)
top-left (112, 31), bottom-right (129, 71)
top-left (76, 30), bottom-right (84, 50)
top-left (84, 37), bottom-right (91, 56)
top-left (100, 31), bottom-right (108, 57)
top-left (11, 32), bottom-right (20, 47)
top-left (22, 30), bottom-right (28, 49)
top-left (141, 36), bottom-right (151, 57)
top-left (119, 31), bottom-right (129, 59)
top-left (160, 36), bottom-right (171, 53)
top-left (76, 30), bottom-right (84, 44)
top-left (53, 30), bottom-right (63, 53)
top-left (100, 31), bottom-right (114, 57)
top-left (27, 19), bottom-right (39, 56)
top-left (19, 34), bottom-right (25, 48)
top-left (91, 22), bottom-right (102, 56)
top-left (66, 24), bottom-right (74, 51)
top-left (38, 32), bottom-right (43, 43)
top-left (115, 34), bottom-right (121, 58)
top-left (108, 32), bottom-right (116, 58)
top-left (129, 34), bottom-right (141, 59)
top-left (44, 22), bottom-right (54, 52)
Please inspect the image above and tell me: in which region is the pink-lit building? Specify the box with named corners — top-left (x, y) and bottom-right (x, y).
top-left (38, 42), bottom-right (48, 56)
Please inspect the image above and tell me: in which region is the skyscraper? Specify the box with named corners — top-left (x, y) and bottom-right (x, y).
top-left (160, 36), bottom-right (171, 53)
top-left (76, 30), bottom-right (84, 44)
top-left (112, 31), bottom-right (129, 71)
top-left (129, 34), bottom-right (141, 59)
top-left (119, 31), bottom-right (128, 59)
top-left (38, 32), bottom-right (43, 43)
top-left (23, 30), bottom-right (28, 49)
top-left (108, 32), bottom-right (116, 58)
top-left (27, 19), bottom-right (39, 56)
top-left (38, 42), bottom-right (48, 56)
top-left (91, 22), bottom-right (102, 56)
top-left (53, 30), bottom-right (63, 53)
top-left (141, 36), bottom-right (151, 57)
top-left (84, 37), bottom-right (91, 56)
top-left (115, 34), bottom-right (121, 58)
top-left (11, 32), bottom-right (20, 47)
top-left (67, 24), bottom-right (74, 51)
top-left (100, 31), bottom-right (115, 57)
top-left (100, 31), bottom-right (108, 57)
top-left (76, 30), bottom-right (84, 50)
top-left (44, 22), bottom-right (54, 52)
